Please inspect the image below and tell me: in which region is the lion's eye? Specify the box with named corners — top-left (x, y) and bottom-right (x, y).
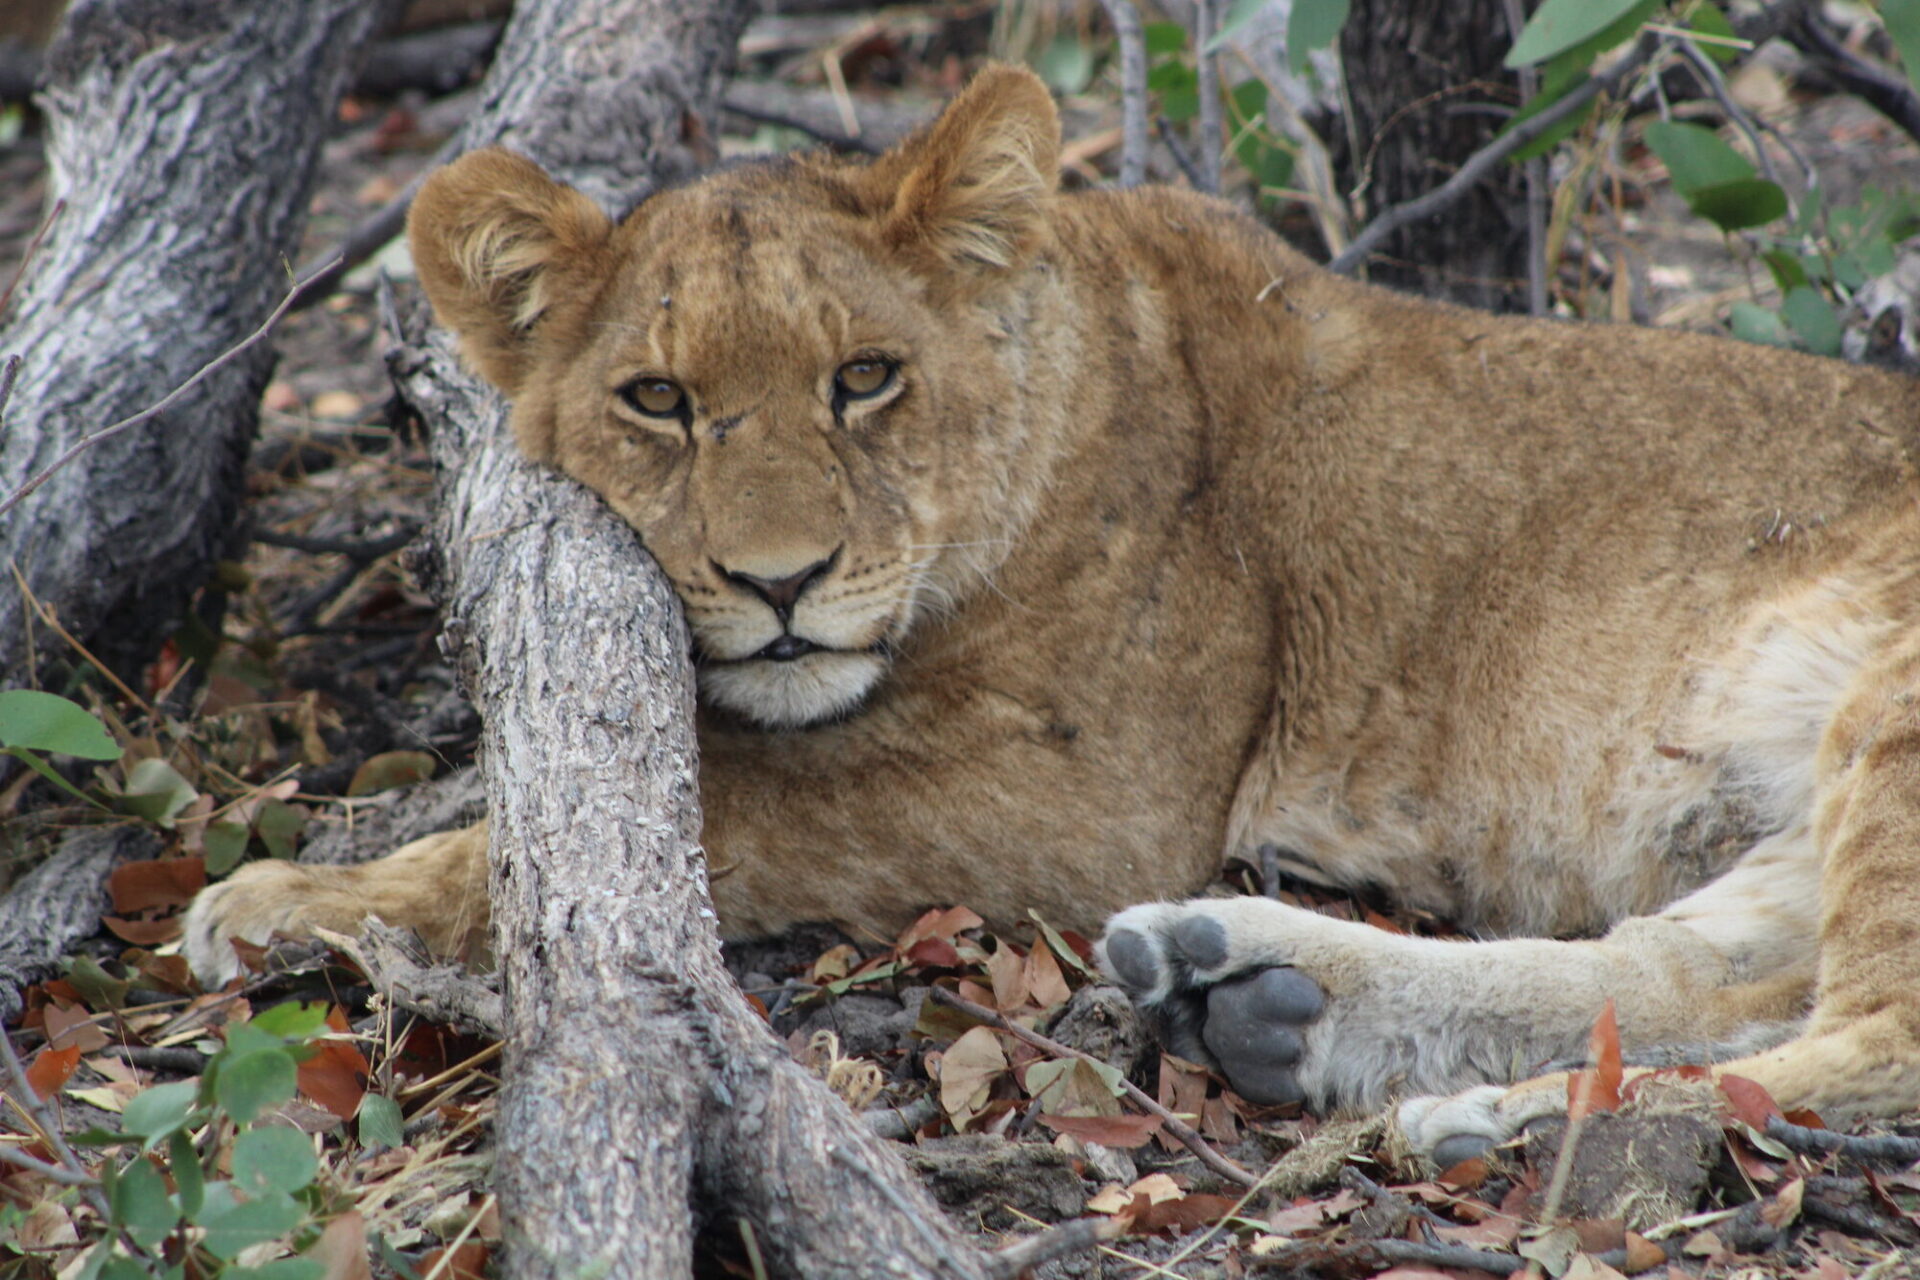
top-left (834, 360), bottom-right (895, 400)
top-left (620, 378), bottom-right (686, 418)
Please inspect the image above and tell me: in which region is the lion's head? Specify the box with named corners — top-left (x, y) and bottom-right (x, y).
top-left (408, 68), bottom-right (1066, 728)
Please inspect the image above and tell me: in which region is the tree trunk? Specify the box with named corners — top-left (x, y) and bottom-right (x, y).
top-left (1335, 0), bottom-right (1532, 310)
top-left (391, 3), bottom-right (996, 1275)
top-left (0, 0), bottom-right (403, 685)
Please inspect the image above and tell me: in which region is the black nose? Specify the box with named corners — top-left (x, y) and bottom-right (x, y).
top-left (717, 552), bottom-right (837, 621)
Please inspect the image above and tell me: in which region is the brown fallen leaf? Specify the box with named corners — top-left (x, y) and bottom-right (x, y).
top-left (1036, 1111), bottom-right (1164, 1149)
top-left (109, 857), bottom-right (206, 914)
top-left (25, 1044), bottom-right (82, 1099)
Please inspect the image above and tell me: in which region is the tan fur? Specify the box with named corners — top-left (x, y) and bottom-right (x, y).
top-left (186, 67), bottom-right (1920, 1144)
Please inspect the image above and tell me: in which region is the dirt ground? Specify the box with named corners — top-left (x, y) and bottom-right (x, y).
top-left (4, 6), bottom-right (1920, 1278)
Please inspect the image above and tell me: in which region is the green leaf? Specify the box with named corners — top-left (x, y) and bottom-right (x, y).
top-left (1644, 120), bottom-right (1753, 194)
top-left (1507, 0), bottom-right (1647, 67)
top-left (1728, 301), bottom-right (1791, 346)
top-left (223, 1262), bottom-right (325, 1280)
top-left (1885, 0), bottom-right (1920, 96)
top-left (1143, 21), bottom-right (1187, 56)
top-left (64, 954), bottom-right (131, 1010)
top-left (255, 799), bottom-right (307, 860)
top-left (1501, 0), bottom-right (1658, 162)
top-left (1761, 249), bottom-right (1809, 292)
top-left (1684, 177), bottom-right (1787, 231)
top-left (169, 1130), bottom-right (204, 1219)
top-left (233, 1127), bottom-right (318, 1197)
top-left (357, 1094), bottom-right (404, 1149)
top-left (215, 1049), bottom-right (298, 1125)
top-left (1781, 285), bottom-right (1843, 356)
top-left (202, 821), bottom-right (252, 877)
top-left (1287, 0), bottom-right (1350, 75)
top-left (1032, 34), bottom-right (1096, 96)
top-left (1685, 2), bottom-right (1740, 64)
top-left (3, 744), bottom-right (110, 809)
top-left (122, 1081), bottom-right (202, 1150)
top-left (116, 758), bottom-right (197, 828)
top-left (110, 1157), bottom-right (177, 1249)
top-left (0, 690), bottom-right (122, 760)
top-left (251, 1001), bottom-right (331, 1041)
top-left (1207, 0), bottom-right (1270, 51)
top-left (197, 1191), bottom-right (303, 1261)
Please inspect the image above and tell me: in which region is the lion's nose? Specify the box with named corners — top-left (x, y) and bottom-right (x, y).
top-left (716, 551), bottom-right (838, 622)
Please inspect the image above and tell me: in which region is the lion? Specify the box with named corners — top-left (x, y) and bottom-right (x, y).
top-left (184, 65), bottom-right (1920, 1162)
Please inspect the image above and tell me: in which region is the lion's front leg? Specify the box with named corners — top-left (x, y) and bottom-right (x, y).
top-left (1098, 855), bottom-right (1820, 1154)
top-left (183, 822), bottom-right (493, 986)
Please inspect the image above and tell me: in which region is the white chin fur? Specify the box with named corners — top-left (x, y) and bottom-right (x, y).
top-left (700, 651), bottom-right (886, 727)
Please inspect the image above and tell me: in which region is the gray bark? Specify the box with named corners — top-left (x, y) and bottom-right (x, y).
top-left (0, 825), bottom-right (160, 1021)
top-left (0, 0), bottom-right (403, 685)
top-left (389, 2), bottom-right (995, 1275)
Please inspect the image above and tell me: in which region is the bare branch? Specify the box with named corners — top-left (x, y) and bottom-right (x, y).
top-left (1099, 0), bottom-right (1149, 187)
top-left (1786, 7), bottom-right (1920, 146)
top-left (0, 273), bottom-right (318, 520)
top-left (1330, 34), bottom-right (1665, 275)
top-left (1193, 0), bottom-right (1223, 194)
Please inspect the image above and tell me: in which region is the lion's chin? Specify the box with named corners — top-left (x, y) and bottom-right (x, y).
top-left (698, 650), bottom-right (888, 729)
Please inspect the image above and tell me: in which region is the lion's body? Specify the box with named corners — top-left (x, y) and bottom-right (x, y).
top-left (187, 68), bottom-right (1920, 1149)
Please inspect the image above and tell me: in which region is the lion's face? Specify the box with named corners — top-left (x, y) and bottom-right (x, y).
top-left (407, 70), bottom-right (1063, 727)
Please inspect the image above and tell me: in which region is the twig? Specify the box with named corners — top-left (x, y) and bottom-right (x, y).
top-left (1339, 1164), bottom-right (1447, 1227)
top-left (1674, 39), bottom-right (1786, 202)
top-left (1499, 0), bottom-right (1550, 316)
top-left (1329, 34), bottom-right (1665, 275)
top-left (1192, 0), bottom-right (1222, 194)
top-left (723, 97), bottom-right (877, 154)
top-left (926, 986), bottom-right (1256, 1187)
top-left (0, 1140), bottom-right (99, 1187)
top-left (0, 353), bottom-right (18, 438)
top-left (0, 198), bottom-right (62, 318)
top-left (1786, 8), bottom-right (1920, 147)
top-left (1765, 1116), bottom-right (1920, 1167)
top-left (1157, 116), bottom-right (1208, 190)
top-left (253, 521), bottom-right (421, 560)
top-left (1, 1030), bottom-right (101, 1199)
top-left (1098, 0), bottom-right (1148, 187)
top-left (984, 1217), bottom-right (1122, 1280)
top-left (1246, 1236), bottom-right (1525, 1274)
top-left (0, 273), bottom-right (322, 520)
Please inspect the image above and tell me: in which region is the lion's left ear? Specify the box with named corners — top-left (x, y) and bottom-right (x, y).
top-left (873, 64), bottom-right (1060, 276)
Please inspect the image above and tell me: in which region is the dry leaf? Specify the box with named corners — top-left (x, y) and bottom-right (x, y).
top-left (936, 1025), bottom-right (1007, 1131)
top-left (1718, 1074), bottom-right (1784, 1129)
top-left (1563, 1255), bottom-right (1628, 1280)
top-left (1568, 998), bottom-right (1621, 1119)
top-left (1023, 938), bottom-right (1071, 1009)
top-left (109, 857), bottom-right (206, 914)
top-left (986, 942), bottom-right (1028, 1011)
top-left (306, 1210), bottom-right (373, 1280)
top-left (1035, 1112), bottom-right (1164, 1148)
top-left (25, 1044), bottom-right (81, 1098)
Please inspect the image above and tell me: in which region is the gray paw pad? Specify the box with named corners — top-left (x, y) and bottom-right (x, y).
top-left (1200, 967), bottom-right (1325, 1106)
top-left (1171, 915), bottom-right (1229, 969)
top-left (1101, 928), bottom-right (1162, 991)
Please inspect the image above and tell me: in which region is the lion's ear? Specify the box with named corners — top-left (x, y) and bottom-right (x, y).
top-left (406, 148), bottom-right (612, 394)
top-left (874, 64), bottom-right (1060, 277)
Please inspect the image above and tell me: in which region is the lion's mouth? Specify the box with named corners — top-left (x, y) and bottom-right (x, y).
top-left (753, 635), bottom-right (821, 663)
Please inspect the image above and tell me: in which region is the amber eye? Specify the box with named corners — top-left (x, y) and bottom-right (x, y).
top-left (620, 377), bottom-right (686, 419)
top-left (834, 359), bottom-right (895, 400)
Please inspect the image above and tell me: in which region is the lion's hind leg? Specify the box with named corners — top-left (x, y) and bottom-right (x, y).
top-left (182, 820), bottom-right (493, 987)
top-left (1405, 620), bottom-right (1920, 1160)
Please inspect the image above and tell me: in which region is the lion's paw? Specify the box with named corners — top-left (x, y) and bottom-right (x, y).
top-left (181, 861), bottom-right (341, 989)
top-left (1397, 1077), bottom-right (1570, 1167)
top-left (1098, 896), bottom-right (1469, 1112)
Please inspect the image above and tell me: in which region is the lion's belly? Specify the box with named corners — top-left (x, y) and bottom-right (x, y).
top-left (1230, 546), bottom-right (1914, 939)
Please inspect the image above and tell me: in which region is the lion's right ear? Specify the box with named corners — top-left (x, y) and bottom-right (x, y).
top-left (406, 149), bottom-right (613, 394)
